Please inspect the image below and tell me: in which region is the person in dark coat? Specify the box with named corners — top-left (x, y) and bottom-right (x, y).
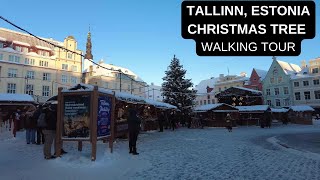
top-left (25, 105), bottom-right (37, 144)
top-left (265, 111), bottom-right (272, 128)
top-left (43, 103), bottom-right (58, 159)
top-left (33, 105), bottom-right (45, 145)
top-left (170, 111), bottom-right (176, 131)
top-left (158, 111), bottom-right (165, 132)
top-left (127, 105), bottom-right (141, 155)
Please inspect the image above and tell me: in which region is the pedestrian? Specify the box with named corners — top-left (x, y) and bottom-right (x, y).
top-left (127, 105), bottom-right (141, 155)
top-left (43, 104), bottom-right (57, 160)
top-left (33, 105), bottom-right (45, 145)
top-left (265, 111), bottom-right (271, 128)
top-left (226, 113), bottom-right (232, 132)
top-left (158, 111), bottom-right (165, 132)
top-left (13, 109), bottom-right (21, 137)
top-left (170, 111), bottom-right (176, 131)
top-left (25, 105), bottom-right (37, 144)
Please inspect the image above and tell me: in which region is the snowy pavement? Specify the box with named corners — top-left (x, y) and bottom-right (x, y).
top-left (1, 124), bottom-right (320, 180)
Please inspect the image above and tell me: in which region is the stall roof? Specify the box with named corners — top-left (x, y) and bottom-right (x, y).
top-left (236, 105), bottom-right (269, 112)
top-left (271, 108), bottom-right (289, 113)
top-left (62, 84), bottom-right (177, 109)
top-left (194, 103), bottom-right (236, 112)
top-left (290, 105), bottom-right (315, 112)
top-left (0, 93), bottom-right (35, 103)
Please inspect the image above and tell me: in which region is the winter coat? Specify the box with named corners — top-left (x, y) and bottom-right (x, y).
top-left (25, 112), bottom-right (37, 129)
top-left (45, 105), bottom-right (57, 130)
top-left (158, 113), bottom-right (165, 124)
top-left (127, 108), bottom-right (141, 133)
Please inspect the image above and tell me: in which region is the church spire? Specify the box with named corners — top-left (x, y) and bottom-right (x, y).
top-left (84, 27), bottom-right (93, 60)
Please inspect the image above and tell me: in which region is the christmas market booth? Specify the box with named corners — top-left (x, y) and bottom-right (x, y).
top-left (236, 105), bottom-right (270, 126)
top-left (0, 93), bottom-right (36, 127)
top-left (271, 108), bottom-right (289, 123)
top-left (193, 103), bottom-right (239, 127)
top-left (288, 105), bottom-right (315, 125)
top-left (215, 87), bottom-right (263, 106)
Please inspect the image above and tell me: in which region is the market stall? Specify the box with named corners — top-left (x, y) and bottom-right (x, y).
top-left (288, 105), bottom-right (314, 125)
top-left (236, 105), bottom-right (270, 126)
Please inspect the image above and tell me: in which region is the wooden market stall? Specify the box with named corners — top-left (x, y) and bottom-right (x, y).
top-left (215, 87), bottom-right (263, 106)
top-left (236, 105), bottom-right (270, 126)
top-left (288, 105), bottom-right (315, 125)
top-left (193, 103), bottom-right (239, 127)
top-left (271, 108), bottom-right (289, 123)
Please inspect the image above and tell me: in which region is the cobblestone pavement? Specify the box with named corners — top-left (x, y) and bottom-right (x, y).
top-left (127, 125), bottom-right (320, 180)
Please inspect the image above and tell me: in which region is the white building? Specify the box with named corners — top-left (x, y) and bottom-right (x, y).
top-left (145, 83), bottom-right (164, 101)
top-left (194, 77), bottom-right (219, 106)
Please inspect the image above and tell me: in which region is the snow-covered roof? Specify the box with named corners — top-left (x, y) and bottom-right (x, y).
top-left (195, 78), bottom-right (218, 94)
top-left (290, 105), bottom-right (315, 112)
top-left (83, 62), bottom-right (144, 82)
top-left (232, 87), bottom-right (262, 95)
top-left (0, 93), bottom-right (35, 102)
top-left (0, 37), bottom-right (6, 41)
top-left (62, 84), bottom-right (177, 109)
top-left (215, 77), bottom-right (249, 86)
top-left (277, 60), bottom-right (302, 75)
top-left (254, 69), bottom-right (268, 80)
top-left (194, 103), bottom-right (236, 112)
top-left (290, 67), bottom-right (313, 79)
top-left (236, 105), bottom-right (269, 112)
top-left (271, 108), bottom-right (289, 113)
top-left (13, 40), bottom-right (31, 47)
top-left (0, 47), bottom-right (21, 54)
top-left (35, 45), bottom-right (52, 51)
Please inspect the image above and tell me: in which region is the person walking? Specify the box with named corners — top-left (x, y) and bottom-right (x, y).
top-left (33, 105), bottom-right (45, 145)
top-left (170, 111), bottom-right (176, 131)
top-left (226, 113), bottom-right (233, 132)
top-left (25, 105), bottom-right (37, 144)
top-left (158, 111), bottom-right (165, 132)
top-left (127, 105), bottom-right (141, 155)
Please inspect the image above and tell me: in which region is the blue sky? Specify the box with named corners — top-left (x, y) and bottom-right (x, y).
top-left (0, 0), bottom-right (319, 87)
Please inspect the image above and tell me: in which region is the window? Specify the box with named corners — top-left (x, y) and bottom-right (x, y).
top-left (67, 53), bottom-right (73, 59)
top-left (25, 58), bottom-right (35, 65)
top-left (207, 95), bottom-right (210, 99)
top-left (22, 47), bottom-right (28, 53)
top-left (294, 82), bottom-right (299, 87)
top-left (315, 90), bottom-right (320, 99)
top-left (26, 71), bottom-right (35, 79)
top-left (8, 68), bottom-right (17, 77)
top-left (304, 91), bottom-right (311, 100)
top-left (39, 51), bottom-right (49, 57)
top-left (267, 100), bottom-right (272, 106)
top-left (71, 76), bottom-right (77, 84)
top-left (274, 88), bottom-right (280, 95)
top-left (0, 42), bottom-right (3, 48)
top-left (283, 87), bottom-right (289, 95)
top-left (39, 60), bottom-right (48, 67)
top-left (127, 85), bottom-right (131, 91)
top-left (218, 88), bottom-right (221, 92)
top-left (200, 100), bottom-right (202, 105)
top-left (62, 64), bottom-right (68, 70)
top-left (270, 77), bottom-right (275, 83)
top-left (208, 100), bottom-right (211, 104)
top-left (71, 65), bottom-right (77, 72)
top-left (15, 46), bottom-right (21, 52)
top-left (295, 92), bottom-right (301, 100)
top-left (312, 68), bottom-right (319, 74)
top-left (139, 87), bottom-right (142, 92)
top-left (26, 84), bottom-right (34, 95)
top-left (61, 75), bottom-right (68, 83)
top-left (278, 76), bottom-right (282, 83)
top-left (9, 55), bottom-right (14, 62)
top-left (7, 83), bottom-right (16, 94)
top-left (313, 79), bottom-right (320, 85)
top-left (283, 99), bottom-right (290, 106)
top-left (0, 54), bottom-right (3, 60)
top-left (204, 100), bottom-right (207, 105)
top-left (196, 101), bottom-right (199, 105)
top-left (43, 73), bottom-right (51, 81)
top-left (303, 81), bottom-right (309, 86)
top-left (275, 99), bottom-right (281, 106)
top-left (266, 89), bottom-right (270, 95)
top-left (42, 86), bottom-right (50, 97)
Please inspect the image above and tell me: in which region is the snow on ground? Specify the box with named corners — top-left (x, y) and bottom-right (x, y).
top-left (1, 123), bottom-right (320, 180)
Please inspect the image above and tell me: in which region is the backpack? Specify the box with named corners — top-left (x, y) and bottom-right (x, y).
top-left (37, 112), bottom-right (47, 127)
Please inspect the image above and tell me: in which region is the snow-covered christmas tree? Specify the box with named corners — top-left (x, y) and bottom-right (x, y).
top-left (161, 55), bottom-right (196, 114)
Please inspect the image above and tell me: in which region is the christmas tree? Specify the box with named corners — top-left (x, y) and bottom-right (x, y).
top-left (161, 55), bottom-right (196, 114)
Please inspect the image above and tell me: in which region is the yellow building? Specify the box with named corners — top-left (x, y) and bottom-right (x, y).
top-left (0, 28), bottom-right (82, 103)
top-left (214, 73), bottom-right (249, 95)
top-left (81, 32), bottom-right (146, 97)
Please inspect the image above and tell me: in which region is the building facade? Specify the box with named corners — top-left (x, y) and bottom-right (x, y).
top-left (244, 68), bottom-right (267, 91)
top-left (0, 28), bottom-right (82, 103)
top-left (262, 58), bottom-right (301, 108)
top-left (194, 77), bottom-right (218, 106)
top-left (292, 58), bottom-right (320, 109)
top-left (145, 83), bottom-right (164, 101)
top-left (214, 73), bottom-right (248, 95)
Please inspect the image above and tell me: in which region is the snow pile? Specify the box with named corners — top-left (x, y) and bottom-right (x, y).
top-left (277, 60), bottom-right (301, 75)
top-left (290, 105), bottom-right (315, 112)
top-left (233, 86), bottom-right (262, 94)
top-left (0, 37), bottom-right (6, 41)
top-left (193, 103), bottom-right (233, 112)
top-left (0, 93), bottom-right (35, 102)
top-left (254, 68), bottom-right (268, 80)
top-left (35, 45), bottom-right (52, 51)
top-left (13, 40), bottom-right (31, 47)
top-left (236, 105), bottom-right (269, 112)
